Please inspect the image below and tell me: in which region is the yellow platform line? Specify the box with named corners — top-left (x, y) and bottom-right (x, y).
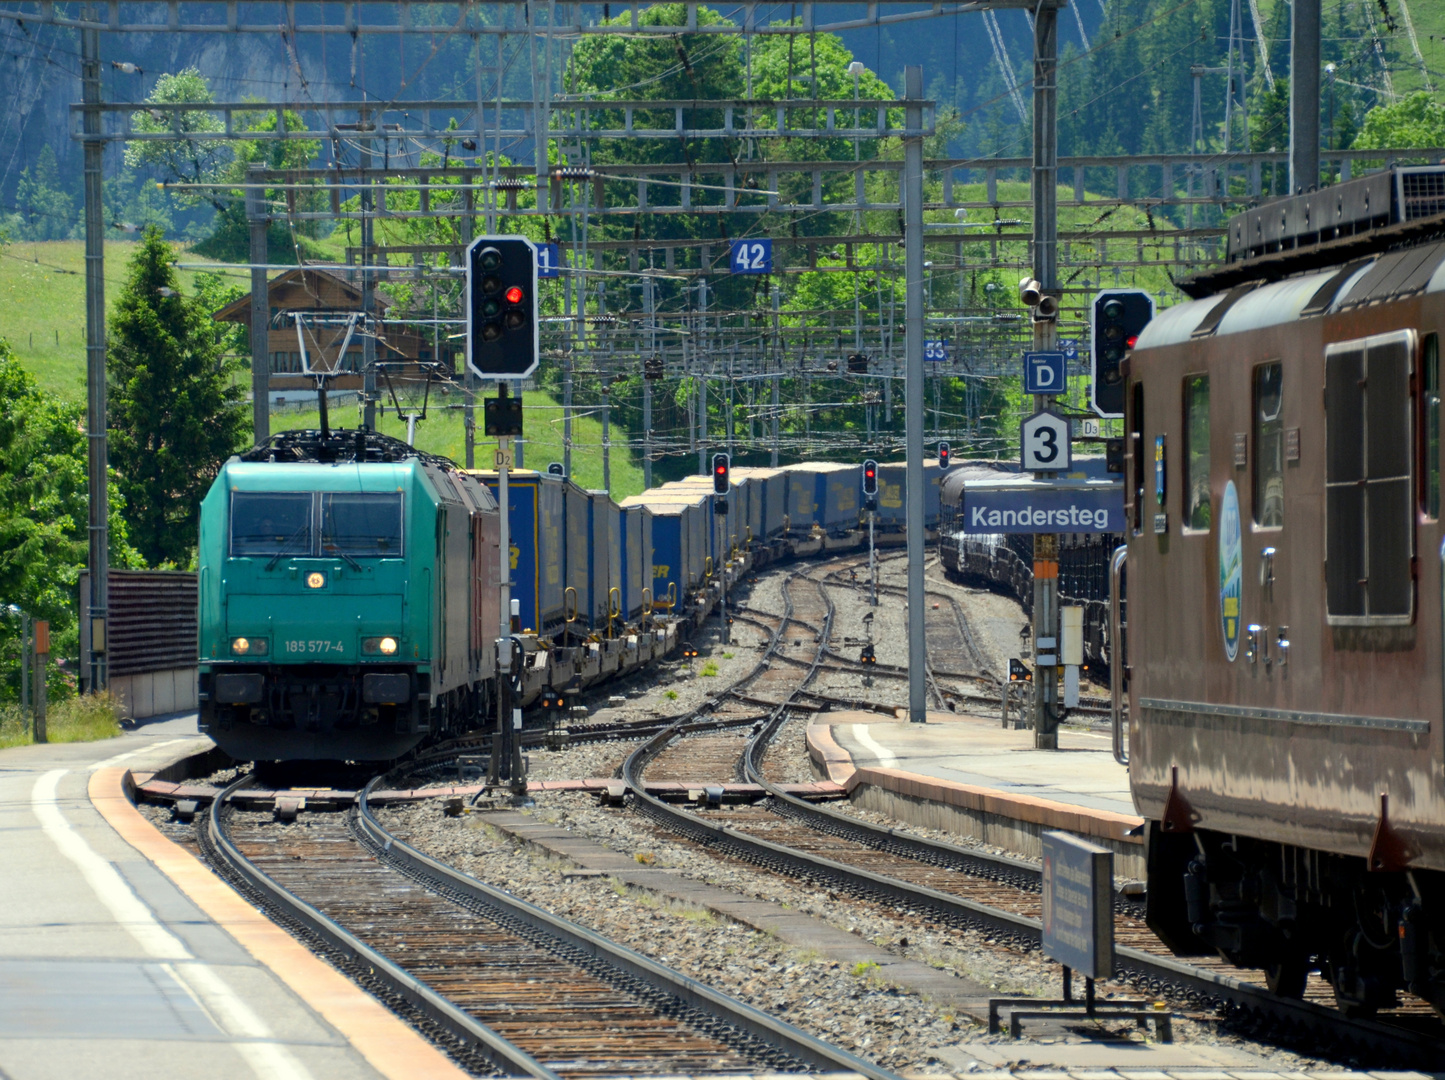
top-left (89, 766), bottom-right (471, 1080)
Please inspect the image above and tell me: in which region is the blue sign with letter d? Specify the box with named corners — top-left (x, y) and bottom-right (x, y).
top-left (1024, 351), bottom-right (1067, 394)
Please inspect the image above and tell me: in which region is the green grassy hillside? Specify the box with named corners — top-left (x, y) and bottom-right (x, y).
top-left (0, 239), bottom-right (225, 399)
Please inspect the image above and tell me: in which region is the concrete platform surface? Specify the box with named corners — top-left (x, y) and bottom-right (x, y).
top-left (828, 712), bottom-right (1136, 820)
top-left (0, 713), bottom-right (463, 1080)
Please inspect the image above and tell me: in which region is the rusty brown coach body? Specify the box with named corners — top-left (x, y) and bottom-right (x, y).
top-left (1123, 172), bottom-right (1445, 1015)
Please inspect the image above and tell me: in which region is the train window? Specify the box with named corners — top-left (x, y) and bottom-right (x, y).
top-left (1253, 363), bottom-right (1284, 527)
top-left (1424, 334), bottom-right (1440, 520)
top-left (231, 492), bottom-right (313, 557)
top-left (321, 493), bottom-right (404, 557)
top-left (1183, 374), bottom-right (1211, 532)
top-left (1324, 330), bottom-right (1415, 623)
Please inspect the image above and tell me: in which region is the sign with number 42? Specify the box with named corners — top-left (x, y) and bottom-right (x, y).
top-left (730, 238), bottom-right (772, 274)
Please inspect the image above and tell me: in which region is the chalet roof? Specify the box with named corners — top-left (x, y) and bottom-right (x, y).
top-left (212, 264), bottom-right (395, 324)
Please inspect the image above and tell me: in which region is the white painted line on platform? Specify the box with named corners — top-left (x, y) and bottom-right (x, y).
top-left (31, 769), bottom-right (313, 1080)
top-left (851, 724), bottom-right (900, 769)
top-left (88, 737), bottom-right (193, 771)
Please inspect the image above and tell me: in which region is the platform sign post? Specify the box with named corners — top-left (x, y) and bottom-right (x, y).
top-left (1041, 830), bottom-right (1114, 982)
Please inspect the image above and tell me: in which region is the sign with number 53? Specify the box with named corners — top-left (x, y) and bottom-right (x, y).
top-left (730, 238), bottom-right (772, 274)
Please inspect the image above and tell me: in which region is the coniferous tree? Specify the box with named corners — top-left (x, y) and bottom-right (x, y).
top-left (107, 226), bottom-right (249, 567)
top-left (12, 146), bottom-right (76, 241)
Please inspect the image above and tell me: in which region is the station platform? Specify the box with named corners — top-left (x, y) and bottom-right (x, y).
top-left (0, 714), bottom-right (466, 1080)
top-left (809, 711), bottom-right (1146, 880)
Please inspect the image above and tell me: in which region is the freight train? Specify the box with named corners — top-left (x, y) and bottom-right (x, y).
top-left (197, 431), bottom-right (945, 762)
top-left (1121, 165), bottom-right (1445, 1018)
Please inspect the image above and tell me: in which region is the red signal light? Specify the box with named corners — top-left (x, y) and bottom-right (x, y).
top-left (1125, 334), bottom-right (1138, 349)
top-left (505, 285), bottom-right (525, 304)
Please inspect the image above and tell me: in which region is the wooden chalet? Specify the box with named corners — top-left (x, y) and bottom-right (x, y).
top-left (212, 266), bottom-right (458, 396)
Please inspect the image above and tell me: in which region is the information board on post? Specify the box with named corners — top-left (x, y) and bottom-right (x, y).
top-left (1041, 830), bottom-right (1114, 980)
top-left (962, 478), bottom-right (1124, 534)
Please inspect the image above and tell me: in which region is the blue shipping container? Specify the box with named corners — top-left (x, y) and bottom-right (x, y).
top-left (472, 470), bottom-right (565, 634)
top-left (619, 504), bottom-right (652, 620)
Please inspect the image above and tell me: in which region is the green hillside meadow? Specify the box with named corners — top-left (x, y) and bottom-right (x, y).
top-left (0, 240), bottom-right (650, 500)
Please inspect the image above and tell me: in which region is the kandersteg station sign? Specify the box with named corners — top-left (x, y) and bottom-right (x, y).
top-left (961, 477), bottom-right (1125, 535)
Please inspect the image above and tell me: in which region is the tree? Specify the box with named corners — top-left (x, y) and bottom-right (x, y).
top-left (0, 342), bottom-right (141, 696)
top-left (12, 146), bottom-right (76, 241)
top-left (1354, 92), bottom-right (1445, 151)
top-left (124, 69), bottom-right (231, 202)
top-left (107, 227), bottom-right (249, 567)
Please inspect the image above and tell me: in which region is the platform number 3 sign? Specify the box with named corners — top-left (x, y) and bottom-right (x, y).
top-left (730, 238), bottom-right (772, 275)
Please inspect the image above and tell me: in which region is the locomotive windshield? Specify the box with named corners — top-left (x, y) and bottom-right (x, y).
top-left (229, 491), bottom-right (403, 558)
top-left (321, 493), bottom-right (403, 557)
top-left (231, 492), bottom-right (313, 557)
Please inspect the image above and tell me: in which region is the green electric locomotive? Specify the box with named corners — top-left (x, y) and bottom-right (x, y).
top-left (197, 431), bottom-right (500, 761)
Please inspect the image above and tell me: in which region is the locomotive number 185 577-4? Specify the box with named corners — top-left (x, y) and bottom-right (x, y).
top-left (284, 640), bottom-right (345, 654)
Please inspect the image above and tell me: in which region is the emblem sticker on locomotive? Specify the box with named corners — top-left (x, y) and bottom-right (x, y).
top-left (1219, 480), bottom-right (1242, 661)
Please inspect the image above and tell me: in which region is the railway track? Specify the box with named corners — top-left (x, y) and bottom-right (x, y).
top-left (201, 771), bottom-right (902, 1080)
top-left (614, 559), bottom-right (1445, 1069)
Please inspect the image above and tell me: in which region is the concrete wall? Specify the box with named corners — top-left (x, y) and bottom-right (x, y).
top-left (846, 781), bottom-right (1146, 884)
top-left (110, 667), bottom-right (198, 721)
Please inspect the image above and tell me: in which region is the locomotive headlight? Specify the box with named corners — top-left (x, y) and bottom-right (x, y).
top-left (305, 571), bottom-right (327, 589)
top-left (231, 636), bottom-right (268, 656)
top-left (362, 635), bottom-right (400, 656)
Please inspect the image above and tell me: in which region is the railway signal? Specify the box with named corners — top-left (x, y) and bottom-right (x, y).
top-left (466, 236), bottom-right (539, 379)
top-left (937, 443), bottom-right (950, 470)
top-left (712, 453), bottom-right (730, 495)
top-left (862, 459), bottom-right (879, 604)
top-left (1090, 289), bottom-right (1154, 419)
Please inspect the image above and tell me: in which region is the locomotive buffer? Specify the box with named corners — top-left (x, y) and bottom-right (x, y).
top-left (468, 235), bottom-right (539, 794)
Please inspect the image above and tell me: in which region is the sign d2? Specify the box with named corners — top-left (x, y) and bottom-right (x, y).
top-left (1023, 351), bottom-right (1066, 394)
top-left (537, 242), bottom-right (562, 278)
top-left (730, 238), bottom-right (772, 274)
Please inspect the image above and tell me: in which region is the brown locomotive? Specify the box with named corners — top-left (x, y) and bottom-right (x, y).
top-left (1123, 166), bottom-right (1445, 1016)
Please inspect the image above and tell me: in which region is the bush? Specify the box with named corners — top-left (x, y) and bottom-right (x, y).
top-left (0, 691), bottom-right (124, 749)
